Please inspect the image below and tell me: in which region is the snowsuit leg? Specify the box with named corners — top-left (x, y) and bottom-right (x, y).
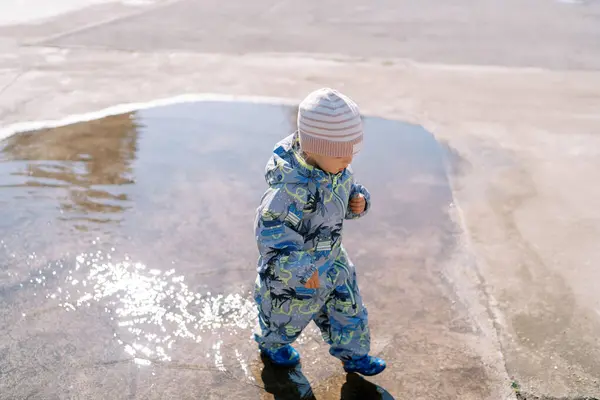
top-left (254, 247), bottom-right (370, 361)
top-left (311, 304), bottom-right (333, 346)
top-left (313, 249), bottom-right (371, 361)
top-left (254, 268), bottom-right (324, 350)
top-left (325, 270), bottom-right (371, 361)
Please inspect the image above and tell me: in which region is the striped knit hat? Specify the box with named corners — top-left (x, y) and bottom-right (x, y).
top-left (297, 88), bottom-right (363, 157)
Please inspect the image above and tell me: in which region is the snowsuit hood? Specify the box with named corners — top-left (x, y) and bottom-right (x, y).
top-left (264, 133), bottom-right (329, 188)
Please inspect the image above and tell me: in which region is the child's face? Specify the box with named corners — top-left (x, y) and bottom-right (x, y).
top-left (305, 152), bottom-right (353, 174)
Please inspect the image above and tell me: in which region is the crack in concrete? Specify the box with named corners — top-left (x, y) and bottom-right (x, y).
top-left (0, 70), bottom-right (27, 97)
top-left (24, 0), bottom-right (185, 47)
top-left (516, 394), bottom-right (599, 400)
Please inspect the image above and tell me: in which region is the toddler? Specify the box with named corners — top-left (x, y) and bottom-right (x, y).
top-left (253, 88), bottom-right (386, 376)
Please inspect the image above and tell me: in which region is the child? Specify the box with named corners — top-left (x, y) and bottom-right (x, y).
top-left (253, 88), bottom-right (386, 376)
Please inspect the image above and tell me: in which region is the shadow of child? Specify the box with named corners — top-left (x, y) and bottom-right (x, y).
top-left (260, 355), bottom-right (317, 400)
top-left (340, 372), bottom-right (395, 400)
top-left (260, 355), bottom-right (395, 400)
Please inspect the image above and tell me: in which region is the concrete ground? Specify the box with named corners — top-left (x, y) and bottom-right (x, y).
top-left (1, 0), bottom-right (600, 399)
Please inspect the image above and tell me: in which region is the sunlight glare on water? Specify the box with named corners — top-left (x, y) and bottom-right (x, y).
top-left (40, 248), bottom-right (257, 364)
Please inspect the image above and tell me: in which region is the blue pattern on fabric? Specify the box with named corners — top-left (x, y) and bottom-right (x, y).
top-left (254, 133), bottom-right (372, 361)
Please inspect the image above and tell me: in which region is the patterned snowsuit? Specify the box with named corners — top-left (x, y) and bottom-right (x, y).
top-left (254, 133), bottom-right (371, 361)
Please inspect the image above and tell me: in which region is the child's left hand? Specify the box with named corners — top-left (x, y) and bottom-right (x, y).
top-left (349, 194), bottom-right (366, 214)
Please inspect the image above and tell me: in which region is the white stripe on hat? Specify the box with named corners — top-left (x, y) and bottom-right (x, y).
top-left (297, 88), bottom-right (363, 157)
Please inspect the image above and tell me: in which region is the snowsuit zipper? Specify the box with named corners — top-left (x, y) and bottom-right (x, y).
top-left (330, 174), bottom-right (356, 309)
top-left (331, 174), bottom-right (346, 216)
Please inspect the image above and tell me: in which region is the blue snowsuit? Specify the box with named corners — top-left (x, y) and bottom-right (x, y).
top-left (253, 133), bottom-right (371, 362)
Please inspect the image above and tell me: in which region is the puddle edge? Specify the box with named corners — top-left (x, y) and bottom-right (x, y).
top-left (0, 93), bottom-right (301, 140)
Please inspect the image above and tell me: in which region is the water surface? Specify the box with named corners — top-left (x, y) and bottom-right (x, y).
top-left (0, 101), bottom-right (454, 399)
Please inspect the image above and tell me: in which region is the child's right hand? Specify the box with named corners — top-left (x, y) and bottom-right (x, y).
top-left (304, 271), bottom-right (320, 289)
top-left (350, 194), bottom-right (366, 214)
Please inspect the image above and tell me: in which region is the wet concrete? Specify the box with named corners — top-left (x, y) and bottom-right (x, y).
top-left (2, 1), bottom-right (600, 398)
top-left (0, 101), bottom-right (490, 399)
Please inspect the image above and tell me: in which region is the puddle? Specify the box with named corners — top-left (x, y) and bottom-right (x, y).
top-left (0, 100), bottom-right (454, 399)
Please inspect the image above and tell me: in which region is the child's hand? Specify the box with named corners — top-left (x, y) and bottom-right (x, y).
top-left (349, 194), bottom-right (366, 214)
top-left (304, 271), bottom-right (320, 289)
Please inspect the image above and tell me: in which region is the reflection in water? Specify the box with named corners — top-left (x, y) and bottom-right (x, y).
top-left (0, 114), bottom-right (138, 228)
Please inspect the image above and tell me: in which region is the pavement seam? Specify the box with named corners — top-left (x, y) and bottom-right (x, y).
top-left (439, 145), bottom-right (518, 400)
top-left (22, 0), bottom-right (186, 48)
top-left (0, 70), bottom-right (27, 97)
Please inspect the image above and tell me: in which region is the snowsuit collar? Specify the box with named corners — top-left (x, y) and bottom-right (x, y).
top-left (265, 132), bottom-right (336, 188)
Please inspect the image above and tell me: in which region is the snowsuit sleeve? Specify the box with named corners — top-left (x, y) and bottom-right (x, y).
top-left (255, 187), bottom-right (316, 285)
top-left (345, 181), bottom-right (371, 220)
